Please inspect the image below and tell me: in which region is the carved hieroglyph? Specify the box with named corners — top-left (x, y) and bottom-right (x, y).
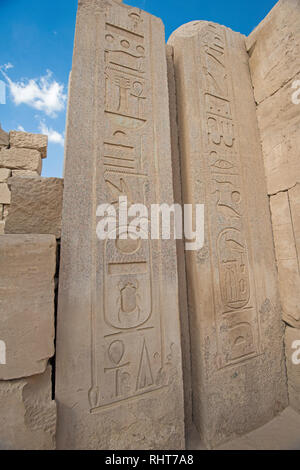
top-left (169, 22), bottom-right (288, 448)
top-left (56, 0), bottom-right (184, 449)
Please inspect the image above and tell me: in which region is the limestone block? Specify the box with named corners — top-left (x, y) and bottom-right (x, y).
top-left (0, 204), bottom-right (3, 220)
top-left (0, 366), bottom-right (56, 449)
top-left (0, 168), bottom-right (11, 182)
top-left (246, 0), bottom-right (300, 195)
top-left (254, 72), bottom-right (300, 195)
top-left (0, 235), bottom-right (56, 380)
top-left (0, 148), bottom-right (42, 174)
top-left (0, 221), bottom-right (4, 234)
top-left (10, 131), bottom-right (48, 159)
top-left (5, 177), bottom-right (63, 238)
top-left (0, 183), bottom-right (10, 204)
top-left (0, 125), bottom-right (9, 149)
top-left (3, 205), bottom-right (8, 219)
top-left (247, 0), bottom-right (300, 104)
top-left (12, 170), bottom-right (40, 178)
top-left (169, 21), bottom-right (288, 448)
top-left (285, 326), bottom-right (300, 414)
top-left (270, 191), bottom-right (300, 328)
top-left (56, 0), bottom-right (185, 450)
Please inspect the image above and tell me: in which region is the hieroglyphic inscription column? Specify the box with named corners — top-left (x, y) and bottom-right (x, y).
top-left (169, 22), bottom-right (288, 448)
top-left (56, 0), bottom-right (184, 449)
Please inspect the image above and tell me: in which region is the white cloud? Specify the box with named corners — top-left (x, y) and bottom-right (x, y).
top-left (17, 125), bottom-right (25, 132)
top-left (0, 67), bottom-right (67, 117)
top-left (4, 63), bottom-right (13, 71)
top-left (39, 121), bottom-right (64, 146)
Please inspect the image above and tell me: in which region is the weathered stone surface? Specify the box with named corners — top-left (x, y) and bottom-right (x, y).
top-left (253, 73), bottom-right (300, 195)
top-left (270, 190), bottom-right (300, 328)
top-left (216, 407), bottom-right (300, 450)
top-left (0, 125), bottom-right (9, 149)
top-left (0, 148), bottom-right (42, 174)
top-left (0, 183), bottom-right (11, 204)
top-left (11, 170), bottom-right (40, 178)
top-left (166, 43), bottom-right (192, 432)
top-left (5, 177), bottom-right (63, 238)
top-left (285, 326), bottom-right (300, 414)
top-left (9, 131), bottom-right (48, 159)
top-left (288, 184), bottom-right (300, 261)
top-left (0, 235), bottom-right (56, 380)
top-left (246, 0), bottom-right (300, 105)
top-left (169, 21), bottom-right (288, 448)
top-left (0, 366), bottom-right (56, 449)
top-left (0, 221), bottom-right (4, 234)
top-left (56, 0), bottom-right (185, 450)
top-left (0, 168), bottom-right (11, 182)
top-left (3, 205), bottom-right (8, 219)
top-left (247, 0), bottom-right (300, 195)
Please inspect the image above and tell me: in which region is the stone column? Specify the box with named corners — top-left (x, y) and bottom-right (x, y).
top-left (169, 21), bottom-right (288, 448)
top-left (56, 0), bottom-right (185, 449)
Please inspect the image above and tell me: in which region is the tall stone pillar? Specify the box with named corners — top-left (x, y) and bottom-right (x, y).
top-left (56, 0), bottom-right (185, 449)
top-left (169, 22), bottom-right (288, 448)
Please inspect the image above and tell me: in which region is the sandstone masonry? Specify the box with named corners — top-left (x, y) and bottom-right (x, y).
top-left (247, 0), bottom-right (300, 428)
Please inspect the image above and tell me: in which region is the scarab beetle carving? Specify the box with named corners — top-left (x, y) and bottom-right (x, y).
top-left (118, 280), bottom-right (141, 323)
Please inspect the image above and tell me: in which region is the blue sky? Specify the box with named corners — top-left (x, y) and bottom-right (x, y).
top-left (0, 0), bottom-right (277, 178)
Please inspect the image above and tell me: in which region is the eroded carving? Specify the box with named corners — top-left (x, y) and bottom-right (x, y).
top-left (201, 23), bottom-right (260, 367)
top-left (89, 4), bottom-right (166, 411)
